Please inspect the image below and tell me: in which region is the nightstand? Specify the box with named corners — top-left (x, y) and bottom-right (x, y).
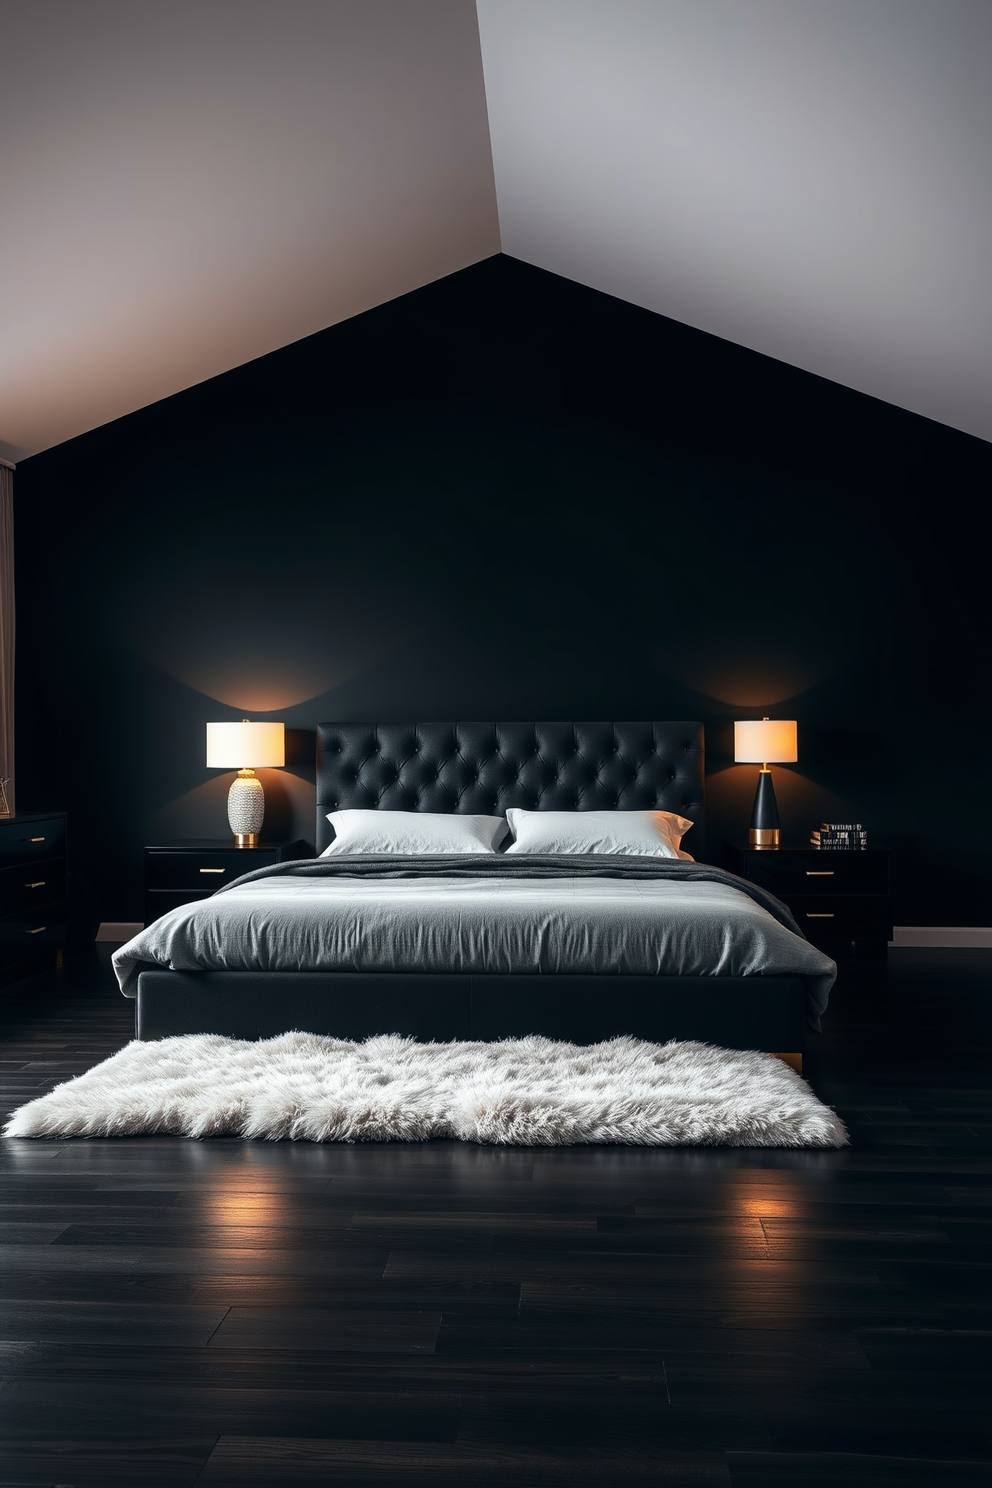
top-left (723, 842), bottom-right (892, 957)
top-left (144, 838), bottom-right (311, 926)
top-left (0, 811), bottom-right (68, 985)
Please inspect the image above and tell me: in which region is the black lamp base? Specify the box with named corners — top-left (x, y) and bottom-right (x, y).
top-left (749, 768), bottom-right (781, 850)
top-left (749, 826), bottom-right (780, 849)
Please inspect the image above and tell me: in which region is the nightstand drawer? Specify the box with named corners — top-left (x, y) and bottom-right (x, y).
top-left (144, 890), bottom-right (216, 923)
top-left (144, 840), bottom-right (310, 930)
top-left (739, 851), bottom-right (889, 895)
top-left (0, 858), bottom-right (65, 916)
top-left (724, 840), bottom-right (892, 960)
top-left (145, 850), bottom-right (273, 892)
top-left (795, 898), bottom-right (893, 955)
top-left (0, 816), bottom-right (66, 868)
top-left (792, 895), bottom-right (892, 934)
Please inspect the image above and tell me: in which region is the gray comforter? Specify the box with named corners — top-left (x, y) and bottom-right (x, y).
top-left (113, 855), bottom-right (837, 1022)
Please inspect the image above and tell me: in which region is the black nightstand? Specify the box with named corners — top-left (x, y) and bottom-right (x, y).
top-left (144, 838), bottom-right (311, 926)
top-left (723, 842), bottom-right (892, 958)
top-left (0, 811), bottom-right (68, 985)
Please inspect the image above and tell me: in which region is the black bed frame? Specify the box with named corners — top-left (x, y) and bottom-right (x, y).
top-left (134, 722), bottom-right (809, 1058)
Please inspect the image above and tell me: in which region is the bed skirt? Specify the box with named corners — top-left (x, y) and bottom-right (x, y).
top-left (133, 968), bottom-right (809, 1051)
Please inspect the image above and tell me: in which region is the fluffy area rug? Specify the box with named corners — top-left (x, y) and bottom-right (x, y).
top-left (2, 1033), bottom-right (848, 1147)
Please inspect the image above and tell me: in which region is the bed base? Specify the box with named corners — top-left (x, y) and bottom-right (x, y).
top-left (134, 968), bottom-right (808, 1059)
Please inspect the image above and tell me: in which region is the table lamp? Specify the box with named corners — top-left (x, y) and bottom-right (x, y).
top-left (206, 720), bottom-right (285, 847)
top-left (733, 718), bottom-right (798, 850)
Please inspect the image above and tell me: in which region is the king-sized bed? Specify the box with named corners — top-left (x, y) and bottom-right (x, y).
top-left (115, 722), bottom-right (836, 1064)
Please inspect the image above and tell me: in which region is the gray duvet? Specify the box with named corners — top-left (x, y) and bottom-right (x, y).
top-left (112, 855), bottom-right (837, 1022)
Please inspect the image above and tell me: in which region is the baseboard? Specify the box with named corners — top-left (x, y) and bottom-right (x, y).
top-left (97, 922), bottom-right (143, 943)
top-left (890, 926), bottom-right (992, 948)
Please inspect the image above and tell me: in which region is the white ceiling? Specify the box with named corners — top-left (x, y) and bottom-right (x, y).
top-left (477, 0), bottom-right (992, 445)
top-left (0, 0), bottom-right (499, 462)
top-left (2, 0), bottom-right (990, 463)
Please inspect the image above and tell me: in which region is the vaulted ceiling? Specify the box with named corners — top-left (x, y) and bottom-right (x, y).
top-left (2, 0), bottom-right (989, 463)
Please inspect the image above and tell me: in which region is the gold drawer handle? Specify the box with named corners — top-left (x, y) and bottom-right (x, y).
top-left (199, 867), bottom-right (226, 874)
top-left (24, 836), bottom-right (46, 843)
top-left (25, 881), bottom-right (46, 889)
top-left (805, 870), bottom-right (834, 876)
top-left (25, 925), bottom-right (46, 935)
top-left (806, 912), bottom-right (835, 919)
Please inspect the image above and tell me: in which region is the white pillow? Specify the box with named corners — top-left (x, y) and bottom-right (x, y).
top-left (504, 808), bottom-right (694, 859)
top-left (321, 809), bottom-right (508, 856)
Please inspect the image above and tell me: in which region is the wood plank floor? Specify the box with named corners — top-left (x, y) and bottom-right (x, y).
top-left (0, 946), bottom-right (990, 1487)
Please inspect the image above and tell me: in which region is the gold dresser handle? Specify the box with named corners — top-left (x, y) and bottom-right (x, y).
top-left (25, 836), bottom-right (46, 843)
top-left (199, 868), bottom-right (226, 874)
top-left (25, 881), bottom-right (46, 889)
top-left (806, 912), bottom-right (835, 918)
top-left (805, 870), bottom-right (834, 876)
top-left (25, 926), bottom-right (46, 935)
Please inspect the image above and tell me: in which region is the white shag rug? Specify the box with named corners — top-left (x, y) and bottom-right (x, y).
top-left (2, 1033), bottom-right (847, 1147)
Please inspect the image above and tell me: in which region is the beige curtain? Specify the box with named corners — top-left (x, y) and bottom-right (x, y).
top-left (0, 465), bottom-right (13, 815)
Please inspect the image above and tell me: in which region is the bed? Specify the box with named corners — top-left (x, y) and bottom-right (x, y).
top-left (117, 722), bottom-right (836, 1065)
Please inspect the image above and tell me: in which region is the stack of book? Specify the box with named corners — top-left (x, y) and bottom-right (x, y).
top-left (810, 822), bottom-right (868, 850)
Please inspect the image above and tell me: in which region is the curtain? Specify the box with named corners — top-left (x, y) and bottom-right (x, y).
top-left (0, 464), bottom-right (13, 815)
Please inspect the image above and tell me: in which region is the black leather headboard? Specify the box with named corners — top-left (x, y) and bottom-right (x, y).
top-left (315, 722), bottom-right (705, 857)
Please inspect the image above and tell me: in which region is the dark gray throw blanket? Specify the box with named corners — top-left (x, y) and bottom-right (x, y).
top-left (216, 853), bottom-right (807, 940)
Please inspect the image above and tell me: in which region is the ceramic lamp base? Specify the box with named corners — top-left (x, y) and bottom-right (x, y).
top-left (227, 769), bottom-right (264, 845)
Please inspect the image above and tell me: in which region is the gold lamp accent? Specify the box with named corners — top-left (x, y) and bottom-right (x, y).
top-left (734, 718), bottom-right (798, 850)
top-left (206, 720), bottom-right (285, 847)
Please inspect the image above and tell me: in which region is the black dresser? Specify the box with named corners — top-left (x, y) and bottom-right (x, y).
top-left (0, 811), bottom-right (68, 985)
top-left (144, 838), bottom-right (311, 926)
top-left (723, 842), bottom-right (892, 958)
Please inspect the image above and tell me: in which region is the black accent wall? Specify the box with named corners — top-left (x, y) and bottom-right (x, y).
top-left (13, 254), bottom-right (992, 927)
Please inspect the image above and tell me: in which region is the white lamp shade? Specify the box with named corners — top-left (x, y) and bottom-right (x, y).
top-left (206, 720), bottom-right (285, 769)
top-left (734, 719), bottom-right (798, 764)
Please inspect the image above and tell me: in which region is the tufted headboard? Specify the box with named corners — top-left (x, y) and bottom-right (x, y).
top-left (315, 722), bottom-right (705, 858)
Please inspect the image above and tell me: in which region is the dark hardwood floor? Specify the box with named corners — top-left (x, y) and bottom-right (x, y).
top-left (1, 945), bottom-right (990, 1487)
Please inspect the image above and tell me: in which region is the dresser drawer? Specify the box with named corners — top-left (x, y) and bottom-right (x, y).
top-left (0, 907), bottom-right (68, 948)
top-left (145, 849), bottom-right (275, 892)
top-left (740, 851), bottom-right (889, 896)
top-left (0, 858), bottom-right (65, 916)
top-left (0, 816), bottom-right (67, 868)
